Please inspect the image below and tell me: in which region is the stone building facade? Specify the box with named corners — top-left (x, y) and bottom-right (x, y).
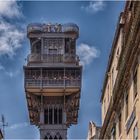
top-left (87, 121), bottom-right (101, 140)
top-left (100, 1), bottom-right (140, 139)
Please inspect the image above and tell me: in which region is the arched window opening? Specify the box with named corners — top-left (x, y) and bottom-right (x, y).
top-left (36, 42), bottom-right (41, 54)
top-left (49, 136), bottom-right (53, 139)
top-left (59, 136), bottom-right (62, 140)
top-left (54, 108), bottom-right (58, 124)
top-left (44, 136), bottom-right (48, 140)
top-left (44, 106), bottom-right (63, 124)
top-left (32, 41), bottom-right (41, 54)
top-left (59, 108), bottom-right (62, 124)
top-left (49, 108), bottom-right (53, 124)
top-left (44, 109), bottom-right (48, 124)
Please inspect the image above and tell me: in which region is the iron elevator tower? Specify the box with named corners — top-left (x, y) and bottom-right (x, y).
top-left (24, 23), bottom-right (82, 139)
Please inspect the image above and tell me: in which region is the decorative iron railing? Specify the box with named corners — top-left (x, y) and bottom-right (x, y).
top-left (25, 79), bottom-right (81, 88)
top-left (27, 23), bottom-right (79, 34)
top-left (27, 54), bottom-right (79, 64)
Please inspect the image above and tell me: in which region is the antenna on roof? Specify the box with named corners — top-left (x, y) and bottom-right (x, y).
top-left (0, 114), bottom-right (8, 139)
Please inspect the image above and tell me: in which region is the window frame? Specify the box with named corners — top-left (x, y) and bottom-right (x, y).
top-left (133, 123), bottom-right (138, 140)
top-left (111, 124), bottom-right (116, 140)
top-left (118, 113), bottom-right (122, 136)
top-left (133, 69), bottom-right (138, 100)
top-left (125, 93), bottom-right (129, 121)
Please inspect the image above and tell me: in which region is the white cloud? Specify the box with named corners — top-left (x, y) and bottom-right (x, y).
top-left (0, 0), bottom-right (21, 18)
top-left (5, 71), bottom-right (15, 78)
top-left (0, 21), bottom-right (25, 56)
top-left (5, 70), bottom-right (20, 78)
top-left (77, 43), bottom-right (100, 66)
top-left (0, 1), bottom-right (25, 57)
top-left (0, 64), bottom-right (5, 70)
top-left (8, 122), bottom-right (29, 129)
top-left (0, 63), bottom-right (20, 78)
top-left (81, 1), bottom-right (105, 14)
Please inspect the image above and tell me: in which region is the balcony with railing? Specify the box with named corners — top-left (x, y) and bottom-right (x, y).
top-left (24, 68), bottom-right (82, 94)
top-left (25, 79), bottom-right (81, 88)
top-left (27, 53), bottom-right (80, 64)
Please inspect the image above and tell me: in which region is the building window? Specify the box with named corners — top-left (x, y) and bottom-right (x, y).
top-left (112, 68), bottom-right (114, 87)
top-left (49, 49), bottom-right (58, 54)
top-left (44, 107), bottom-right (63, 125)
top-left (59, 108), bottom-right (62, 124)
top-left (125, 94), bottom-right (129, 120)
top-left (104, 98), bottom-right (106, 115)
top-left (32, 41), bottom-right (41, 54)
top-left (107, 84), bottom-right (110, 102)
top-left (133, 124), bottom-right (138, 140)
top-left (43, 45), bottom-right (48, 54)
top-left (43, 38), bottom-right (63, 54)
top-left (133, 70), bottom-right (137, 99)
top-left (65, 38), bottom-right (70, 53)
top-left (117, 48), bottom-right (120, 56)
top-left (54, 108), bottom-right (57, 124)
top-left (111, 125), bottom-right (116, 140)
top-left (129, 2), bottom-right (133, 11)
top-left (44, 109), bottom-right (48, 124)
top-left (119, 113), bottom-right (122, 135)
top-left (49, 108), bottom-right (53, 124)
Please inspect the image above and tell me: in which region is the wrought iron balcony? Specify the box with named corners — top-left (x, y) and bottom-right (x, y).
top-left (27, 53), bottom-right (80, 64)
top-left (25, 79), bottom-right (81, 88)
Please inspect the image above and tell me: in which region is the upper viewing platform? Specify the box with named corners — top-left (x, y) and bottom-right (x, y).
top-left (27, 23), bottom-right (79, 38)
top-left (25, 22), bottom-right (82, 95)
top-left (26, 22), bottom-right (80, 66)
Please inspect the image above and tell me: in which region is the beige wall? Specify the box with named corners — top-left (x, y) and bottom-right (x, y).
top-left (100, 1), bottom-right (140, 139)
top-left (101, 23), bottom-right (123, 125)
top-left (87, 121), bottom-right (101, 140)
top-left (110, 55), bottom-right (140, 139)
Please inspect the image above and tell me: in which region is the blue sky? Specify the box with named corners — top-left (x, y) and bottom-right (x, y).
top-left (0, 1), bottom-right (125, 139)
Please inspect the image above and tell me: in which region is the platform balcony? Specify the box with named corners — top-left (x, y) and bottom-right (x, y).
top-left (27, 53), bottom-right (80, 64)
top-left (24, 67), bottom-right (82, 96)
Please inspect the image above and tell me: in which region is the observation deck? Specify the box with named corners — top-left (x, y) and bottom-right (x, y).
top-left (27, 54), bottom-right (80, 66)
top-left (27, 23), bottom-right (79, 38)
top-left (24, 66), bottom-right (82, 96)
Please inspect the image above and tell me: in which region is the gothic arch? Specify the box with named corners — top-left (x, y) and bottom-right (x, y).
top-left (58, 135), bottom-right (62, 139)
top-left (44, 136), bottom-right (48, 139)
top-left (49, 136), bottom-right (53, 139)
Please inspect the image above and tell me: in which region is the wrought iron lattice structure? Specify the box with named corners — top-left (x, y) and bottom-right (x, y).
top-left (24, 23), bottom-right (82, 139)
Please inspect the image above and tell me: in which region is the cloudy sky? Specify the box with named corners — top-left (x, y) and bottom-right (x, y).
top-left (0, 1), bottom-right (125, 139)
